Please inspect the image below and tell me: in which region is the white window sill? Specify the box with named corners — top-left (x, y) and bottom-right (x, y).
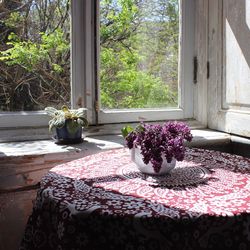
top-left (0, 129), bottom-right (231, 158)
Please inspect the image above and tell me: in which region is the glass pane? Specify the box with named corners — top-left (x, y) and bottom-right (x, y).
top-left (100, 0), bottom-right (179, 109)
top-left (0, 0), bottom-right (70, 111)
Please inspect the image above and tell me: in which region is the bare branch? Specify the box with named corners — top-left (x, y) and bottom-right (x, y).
top-left (0, 0), bottom-right (33, 19)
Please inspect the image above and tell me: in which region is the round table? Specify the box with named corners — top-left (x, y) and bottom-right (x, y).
top-left (20, 147), bottom-right (250, 250)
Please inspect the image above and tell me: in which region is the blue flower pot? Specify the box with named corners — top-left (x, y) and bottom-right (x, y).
top-left (54, 120), bottom-right (83, 145)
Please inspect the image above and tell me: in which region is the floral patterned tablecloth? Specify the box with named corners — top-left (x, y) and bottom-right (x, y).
top-left (20, 148), bottom-right (250, 250)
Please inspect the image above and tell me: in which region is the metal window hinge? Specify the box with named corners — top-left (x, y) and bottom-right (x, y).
top-left (94, 100), bottom-right (100, 112)
top-left (207, 61), bottom-right (210, 79)
top-left (193, 56), bottom-right (198, 84)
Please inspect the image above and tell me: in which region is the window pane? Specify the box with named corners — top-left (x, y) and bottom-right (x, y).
top-left (100, 0), bottom-right (179, 109)
top-left (0, 0), bottom-right (70, 111)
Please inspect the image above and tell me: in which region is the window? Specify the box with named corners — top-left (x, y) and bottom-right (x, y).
top-left (0, 0), bottom-right (70, 127)
top-left (96, 0), bottom-right (195, 124)
top-left (100, 0), bottom-right (179, 110)
top-left (0, 0), bottom-right (195, 129)
top-left (207, 0), bottom-right (250, 137)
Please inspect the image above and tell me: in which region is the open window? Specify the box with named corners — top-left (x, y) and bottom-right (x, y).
top-left (0, 0), bottom-right (196, 131)
top-left (72, 0), bottom-right (196, 126)
top-left (207, 0), bottom-right (250, 138)
top-left (0, 0), bottom-right (71, 128)
top-left (94, 0), bottom-right (195, 124)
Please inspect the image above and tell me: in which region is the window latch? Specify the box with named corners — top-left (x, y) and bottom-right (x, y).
top-left (207, 61), bottom-right (210, 79)
top-left (193, 56), bottom-right (198, 84)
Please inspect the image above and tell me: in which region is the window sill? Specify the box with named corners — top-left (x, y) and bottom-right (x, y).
top-left (0, 119), bottom-right (204, 142)
top-left (0, 129), bottom-right (230, 158)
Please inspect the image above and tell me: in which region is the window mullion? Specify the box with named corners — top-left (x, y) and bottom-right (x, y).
top-left (71, 1), bottom-right (86, 109)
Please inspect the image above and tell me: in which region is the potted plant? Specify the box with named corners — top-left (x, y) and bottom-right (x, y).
top-left (45, 105), bottom-right (88, 144)
top-left (122, 121), bottom-right (193, 175)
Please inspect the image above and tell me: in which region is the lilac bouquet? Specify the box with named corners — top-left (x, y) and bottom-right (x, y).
top-left (122, 121), bottom-right (193, 173)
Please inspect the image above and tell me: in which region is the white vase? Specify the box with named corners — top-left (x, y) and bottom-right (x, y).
top-left (130, 147), bottom-right (176, 175)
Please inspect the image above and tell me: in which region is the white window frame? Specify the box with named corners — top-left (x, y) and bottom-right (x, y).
top-left (94, 0), bottom-right (195, 124)
top-left (0, 0), bottom-right (84, 128)
top-left (0, 0), bottom-right (196, 129)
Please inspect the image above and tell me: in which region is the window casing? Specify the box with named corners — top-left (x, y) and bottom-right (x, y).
top-left (0, 0), bottom-right (195, 129)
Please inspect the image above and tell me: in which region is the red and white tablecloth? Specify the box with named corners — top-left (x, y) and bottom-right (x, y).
top-left (20, 147), bottom-right (250, 250)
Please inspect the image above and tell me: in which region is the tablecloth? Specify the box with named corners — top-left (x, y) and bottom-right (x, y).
top-left (20, 147), bottom-right (250, 250)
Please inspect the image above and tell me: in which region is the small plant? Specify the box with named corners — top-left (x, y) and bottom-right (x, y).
top-left (122, 121), bottom-right (193, 173)
top-left (45, 105), bottom-right (88, 134)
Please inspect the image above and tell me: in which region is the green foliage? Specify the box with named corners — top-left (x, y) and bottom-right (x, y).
top-left (4, 12), bottom-right (25, 28)
top-left (40, 30), bottom-right (69, 56)
top-left (0, 33), bottom-right (45, 71)
top-left (121, 123), bottom-right (145, 138)
top-left (121, 125), bottom-right (134, 138)
top-left (45, 106), bottom-right (88, 133)
top-left (0, 29), bottom-right (69, 72)
top-left (0, 0), bottom-right (179, 111)
top-left (100, 0), bottom-right (179, 109)
top-left (0, 0), bottom-right (71, 111)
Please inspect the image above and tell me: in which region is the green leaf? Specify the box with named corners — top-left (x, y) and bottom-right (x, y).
top-left (48, 115), bottom-right (65, 131)
top-left (66, 120), bottom-right (80, 135)
top-left (77, 117), bottom-right (88, 128)
top-left (52, 64), bottom-right (63, 73)
top-left (71, 108), bottom-right (87, 117)
top-left (121, 125), bottom-right (134, 138)
top-left (135, 124), bottom-right (145, 133)
top-left (45, 107), bottom-right (58, 117)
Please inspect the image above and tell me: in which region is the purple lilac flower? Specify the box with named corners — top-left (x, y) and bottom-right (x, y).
top-left (124, 121), bottom-right (193, 173)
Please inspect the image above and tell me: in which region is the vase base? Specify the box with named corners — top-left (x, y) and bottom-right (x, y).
top-left (142, 171), bottom-right (172, 176)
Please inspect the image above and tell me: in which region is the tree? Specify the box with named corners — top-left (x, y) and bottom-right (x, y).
top-left (0, 0), bottom-right (179, 111)
top-left (0, 0), bottom-right (70, 111)
top-left (100, 0), bottom-right (179, 109)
